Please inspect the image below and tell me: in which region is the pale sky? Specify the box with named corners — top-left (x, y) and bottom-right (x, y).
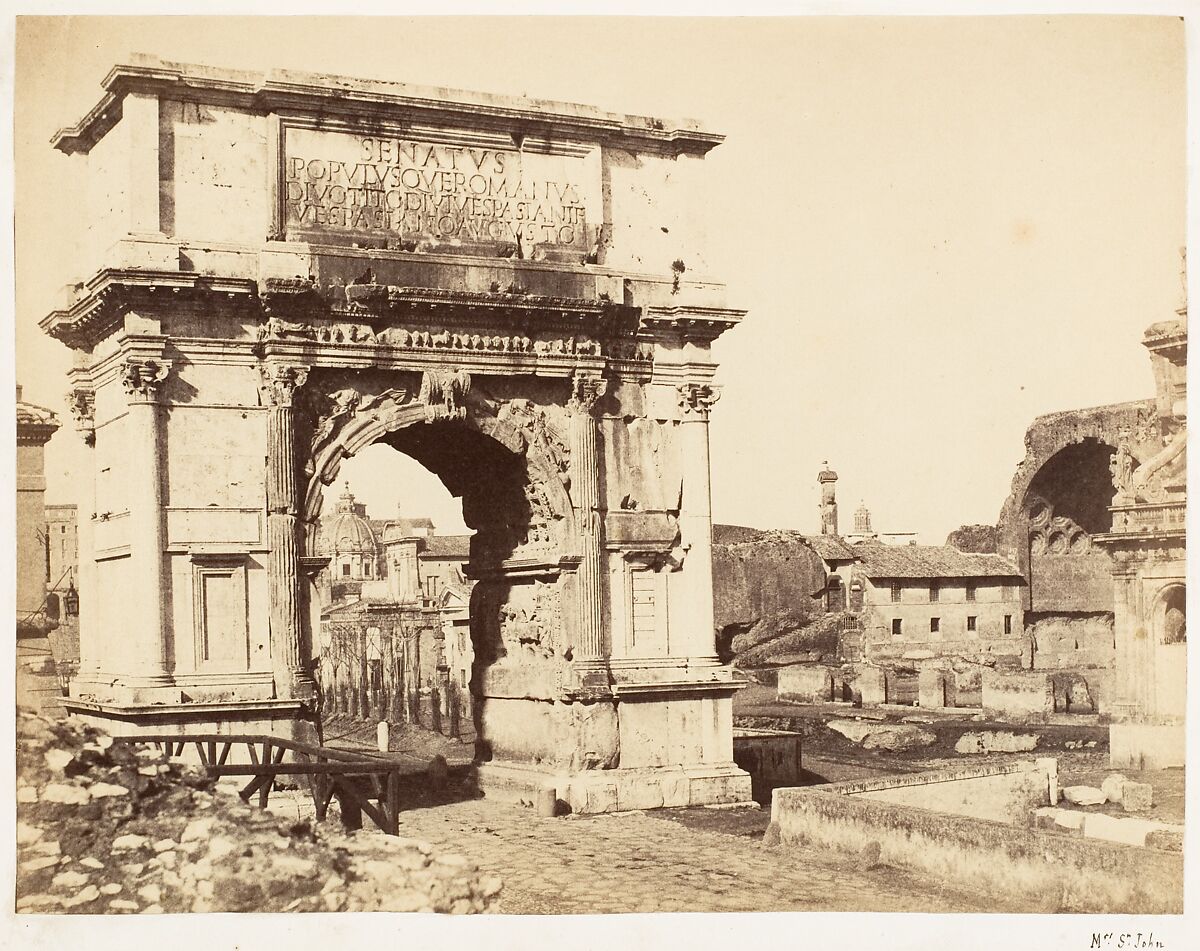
top-left (12, 15), bottom-right (1187, 542)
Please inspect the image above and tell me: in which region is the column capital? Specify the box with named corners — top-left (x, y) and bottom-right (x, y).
top-left (677, 381), bottom-right (721, 418)
top-left (121, 358), bottom-right (172, 404)
top-left (568, 370), bottom-right (608, 417)
top-left (67, 386), bottom-right (96, 445)
top-left (259, 362), bottom-right (311, 408)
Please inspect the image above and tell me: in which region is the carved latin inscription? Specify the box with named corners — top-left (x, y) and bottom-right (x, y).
top-left (284, 128), bottom-right (595, 251)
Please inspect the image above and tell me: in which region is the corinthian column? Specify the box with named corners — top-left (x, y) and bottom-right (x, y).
top-left (67, 386), bottom-right (99, 685)
top-left (121, 358), bottom-right (173, 686)
top-left (260, 362), bottom-right (314, 700)
top-left (677, 382), bottom-right (721, 665)
top-left (568, 370), bottom-right (608, 664)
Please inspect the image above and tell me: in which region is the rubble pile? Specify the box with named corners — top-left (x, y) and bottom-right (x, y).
top-left (15, 713), bottom-right (501, 914)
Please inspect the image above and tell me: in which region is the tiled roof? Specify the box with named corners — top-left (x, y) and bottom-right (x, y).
top-left (803, 535), bottom-right (858, 562)
top-left (850, 541), bottom-right (1021, 579)
top-left (16, 389), bottom-right (60, 432)
top-left (421, 535), bottom-right (472, 559)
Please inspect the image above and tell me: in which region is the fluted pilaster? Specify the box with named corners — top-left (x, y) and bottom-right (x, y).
top-left (260, 362), bottom-right (313, 700)
top-left (120, 358), bottom-right (172, 684)
top-left (568, 371), bottom-right (608, 663)
top-left (677, 382), bottom-right (721, 664)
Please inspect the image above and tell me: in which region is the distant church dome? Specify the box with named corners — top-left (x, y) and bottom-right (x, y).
top-left (318, 483), bottom-right (377, 556)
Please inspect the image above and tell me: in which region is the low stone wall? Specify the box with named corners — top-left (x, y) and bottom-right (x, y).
top-left (982, 669), bottom-right (1054, 720)
top-left (1110, 722), bottom-right (1186, 770)
top-left (772, 764), bottom-right (1182, 913)
top-left (1029, 613), bottom-right (1115, 670)
top-left (1048, 670), bottom-right (1113, 715)
top-left (733, 728), bottom-right (803, 805)
top-left (835, 760), bottom-right (1053, 824)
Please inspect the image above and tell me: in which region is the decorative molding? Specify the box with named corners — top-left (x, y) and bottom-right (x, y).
top-left (258, 362), bottom-right (311, 408)
top-left (568, 370), bottom-right (608, 416)
top-left (676, 381), bottom-right (721, 418)
top-left (66, 387), bottom-right (96, 444)
top-left (419, 368), bottom-right (471, 419)
top-left (120, 358), bottom-right (173, 403)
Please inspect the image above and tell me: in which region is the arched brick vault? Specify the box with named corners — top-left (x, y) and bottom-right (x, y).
top-left (995, 399), bottom-right (1157, 610)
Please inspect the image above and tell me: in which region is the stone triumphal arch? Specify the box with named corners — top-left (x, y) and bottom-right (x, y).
top-left (44, 57), bottom-right (751, 810)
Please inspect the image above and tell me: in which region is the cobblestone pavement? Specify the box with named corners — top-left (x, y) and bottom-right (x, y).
top-left (381, 799), bottom-right (1016, 914)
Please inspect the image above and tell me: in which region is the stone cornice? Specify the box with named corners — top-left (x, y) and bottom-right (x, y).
top-left (641, 305), bottom-right (746, 344)
top-left (52, 57), bottom-right (725, 157)
top-left (40, 269), bottom-right (260, 351)
top-left (262, 278), bottom-right (643, 338)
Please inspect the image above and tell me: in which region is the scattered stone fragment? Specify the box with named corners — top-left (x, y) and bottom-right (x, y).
top-left (20, 856), bottom-right (60, 873)
top-left (51, 870), bottom-right (90, 889)
top-left (1120, 781), bottom-right (1153, 812)
top-left (80, 857), bottom-right (105, 869)
top-left (140, 904), bottom-right (165, 915)
top-left (17, 894), bottom-right (60, 910)
top-left (180, 817), bottom-right (215, 843)
top-left (955, 731), bottom-right (1039, 754)
top-left (42, 783), bottom-right (91, 805)
top-left (15, 822), bottom-right (43, 846)
top-left (108, 899), bottom-right (139, 911)
top-left (63, 885), bottom-right (101, 908)
top-left (112, 834), bottom-right (150, 851)
top-left (16, 786), bottom-right (37, 803)
top-left (100, 883), bottom-right (123, 895)
top-left (89, 782), bottom-right (131, 798)
top-left (138, 883), bottom-right (162, 904)
top-left (44, 749), bottom-right (74, 771)
top-left (1100, 773), bottom-right (1129, 803)
top-left (1145, 829), bottom-right (1184, 852)
top-left (1062, 785), bottom-right (1106, 807)
top-left (152, 838), bottom-right (177, 852)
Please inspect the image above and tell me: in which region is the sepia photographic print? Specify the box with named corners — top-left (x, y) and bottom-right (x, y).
top-left (6, 5), bottom-right (1196, 948)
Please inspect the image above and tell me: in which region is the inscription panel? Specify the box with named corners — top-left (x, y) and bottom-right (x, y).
top-left (282, 127), bottom-right (600, 256)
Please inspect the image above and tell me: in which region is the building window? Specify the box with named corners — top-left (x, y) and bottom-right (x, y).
top-left (892, 618), bottom-right (903, 636)
top-left (1004, 615), bottom-right (1012, 635)
top-left (364, 562), bottom-right (371, 577)
top-left (341, 563), bottom-right (351, 577)
top-left (826, 576), bottom-right (845, 613)
top-left (890, 582), bottom-right (902, 603)
top-left (967, 616), bottom-right (977, 632)
top-left (965, 584), bottom-right (976, 603)
top-left (460, 669), bottom-right (467, 688)
top-left (929, 584), bottom-right (939, 603)
top-left (930, 617), bottom-right (940, 634)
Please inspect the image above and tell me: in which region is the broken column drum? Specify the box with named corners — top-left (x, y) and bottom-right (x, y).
top-left (43, 57), bottom-right (751, 810)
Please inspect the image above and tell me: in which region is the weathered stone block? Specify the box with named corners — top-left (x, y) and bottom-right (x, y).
top-left (857, 666), bottom-right (887, 706)
top-left (917, 668), bottom-right (946, 709)
top-left (954, 731), bottom-right (1039, 754)
top-left (1100, 773), bottom-right (1129, 804)
top-left (1062, 785), bottom-right (1106, 806)
top-left (860, 725), bottom-right (936, 751)
top-left (1145, 828), bottom-right (1183, 852)
top-left (981, 669), bottom-right (1053, 720)
top-left (1120, 781), bottom-right (1153, 812)
top-left (777, 665), bottom-right (834, 704)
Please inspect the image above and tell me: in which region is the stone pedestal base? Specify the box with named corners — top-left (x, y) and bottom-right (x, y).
top-left (1109, 721), bottom-right (1185, 770)
top-left (476, 759), bottom-right (753, 814)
